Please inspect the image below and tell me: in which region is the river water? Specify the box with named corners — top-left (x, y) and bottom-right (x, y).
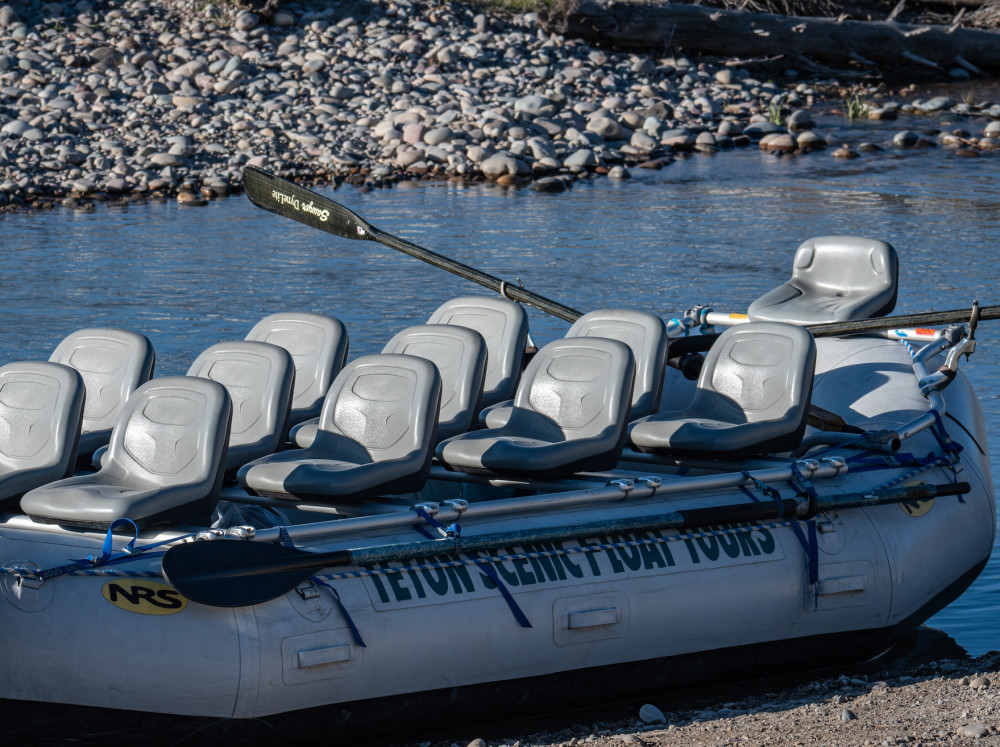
top-left (2, 108), bottom-right (999, 657)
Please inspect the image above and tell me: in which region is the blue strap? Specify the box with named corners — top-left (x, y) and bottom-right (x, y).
top-left (413, 507), bottom-right (532, 628)
top-left (311, 577), bottom-right (367, 648)
top-left (741, 472), bottom-right (785, 517)
top-left (741, 474), bottom-right (817, 590)
top-left (273, 528), bottom-right (366, 647)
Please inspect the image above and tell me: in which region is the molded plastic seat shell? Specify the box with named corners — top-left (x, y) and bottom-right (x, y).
top-left (245, 312), bottom-right (348, 426)
top-left (436, 337), bottom-right (635, 479)
top-left (187, 341), bottom-right (294, 473)
top-left (427, 296), bottom-right (528, 408)
top-left (21, 376), bottom-right (232, 530)
top-left (292, 324), bottom-right (485, 447)
top-left (48, 328), bottom-right (155, 457)
top-left (747, 236), bottom-right (899, 325)
top-left (238, 354), bottom-right (441, 502)
top-left (482, 308), bottom-right (668, 428)
top-left (628, 322), bottom-right (816, 457)
top-left (0, 362), bottom-right (85, 500)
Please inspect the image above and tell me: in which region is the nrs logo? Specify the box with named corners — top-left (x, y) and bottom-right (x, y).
top-left (102, 581), bottom-right (187, 615)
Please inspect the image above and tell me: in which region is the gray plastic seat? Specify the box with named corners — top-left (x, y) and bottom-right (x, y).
top-left (0, 362), bottom-right (85, 501)
top-left (187, 341), bottom-right (294, 473)
top-left (747, 236), bottom-right (899, 325)
top-left (238, 354), bottom-right (441, 503)
top-left (245, 312), bottom-right (348, 426)
top-left (482, 308), bottom-right (668, 428)
top-left (21, 376), bottom-right (232, 530)
top-left (427, 296), bottom-right (528, 408)
top-left (628, 322), bottom-right (816, 457)
top-left (292, 324), bottom-right (485, 448)
top-left (49, 327), bottom-right (155, 458)
top-left (436, 337), bottom-right (635, 479)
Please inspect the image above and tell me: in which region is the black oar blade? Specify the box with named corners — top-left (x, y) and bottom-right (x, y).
top-left (242, 165), bottom-right (373, 242)
top-left (161, 540), bottom-right (345, 608)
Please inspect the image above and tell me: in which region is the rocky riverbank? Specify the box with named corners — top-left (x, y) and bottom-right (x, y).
top-left (3, 0), bottom-right (1000, 212)
top-left (405, 648), bottom-right (1000, 747)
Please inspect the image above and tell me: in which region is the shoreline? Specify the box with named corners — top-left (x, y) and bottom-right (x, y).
top-left (3, 0), bottom-right (1000, 213)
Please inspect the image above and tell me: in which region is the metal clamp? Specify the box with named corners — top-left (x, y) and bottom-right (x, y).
top-left (820, 456), bottom-right (848, 474)
top-left (608, 479), bottom-right (634, 497)
top-left (413, 502), bottom-right (440, 517)
top-left (794, 458), bottom-right (821, 476)
top-left (13, 562), bottom-right (42, 590)
top-left (227, 525), bottom-right (257, 540)
top-left (636, 476), bottom-right (662, 490)
top-left (442, 499), bottom-right (469, 516)
top-left (194, 529), bottom-right (225, 542)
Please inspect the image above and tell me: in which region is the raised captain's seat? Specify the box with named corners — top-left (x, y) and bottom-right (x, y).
top-left (21, 377), bottom-right (232, 530)
top-left (436, 337), bottom-right (635, 479)
top-left (187, 340), bottom-right (294, 474)
top-left (238, 354), bottom-right (441, 503)
top-left (292, 324), bottom-right (485, 447)
top-left (629, 322), bottom-right (815, 458)
top-left (0, 362), bottom-right (85, 501)
top-left (245, 312), bottom-right (348, 426)
top-left (427, 296), bottom-right (528, 408)
top-left (747, 236), bottom-right (899, 325)
top-left (48, 328), bottom-right (155, 459)
top-left (482, 308), bottom-right (668, 428)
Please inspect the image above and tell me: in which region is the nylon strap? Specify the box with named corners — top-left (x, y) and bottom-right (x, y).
top-left (413, 506), bottom-right (532, 628)
top-left (273, 528), bottom-right (366, 647)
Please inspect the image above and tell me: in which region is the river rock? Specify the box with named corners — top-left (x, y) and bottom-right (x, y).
top-left (893, 130), bottom-right (922, 147)
top-left (639, 704), bottom-right (667, 725)
top-left (958, 723), bottom-right (989, 738)
top-left (563, 149), bottom-right (597, 170)
top-left (480, 153), bottom-right (530, 178)
top-left (587, 116), bottom-right (628, 141)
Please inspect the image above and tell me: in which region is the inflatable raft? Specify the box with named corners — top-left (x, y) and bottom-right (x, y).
top-left (0, 171), bottom-right (993, 733)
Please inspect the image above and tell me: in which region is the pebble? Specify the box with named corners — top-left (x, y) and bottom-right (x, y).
top-left (638, 703), bottom-right (666, 725)
top-left (958, 723), bottom-right (989, 738)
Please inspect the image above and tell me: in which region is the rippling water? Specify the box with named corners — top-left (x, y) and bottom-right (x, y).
top-left (2, 109), bottom-right (999, 655)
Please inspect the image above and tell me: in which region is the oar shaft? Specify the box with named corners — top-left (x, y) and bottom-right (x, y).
top-left (371, 227), bottom-right (582, 322)
top-left (242, 166), bottom-right (582, 323)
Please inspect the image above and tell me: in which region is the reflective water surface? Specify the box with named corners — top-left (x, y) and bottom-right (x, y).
top-left (3, 110), bottom-right (999, 655)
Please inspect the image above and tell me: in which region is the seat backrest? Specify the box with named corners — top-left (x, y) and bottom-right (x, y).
top-left (0, 361), bottom-right (85, 497)
top-left (314, 354), bottom-right (441, 465)
top-left (49, 327), bottom-right (155, 455)
top-left (565, 308), bottom-right (668, 419)
top-left (382, 324), bottom-right (486, 441)
top-left (508, 337), bottom-right (634, 441)
top-left (187, 341), bottom-right (294, 472)
top-left (102, 376), bottom-right (231, 493)
top-left (747, 236), bottom-right (899, 324)
top-left (245, 312), bottom-right (348, 426)
top-left (427, 296), bottom-right (528, 408)
top-left (695, 321), bottom-right (815, 431)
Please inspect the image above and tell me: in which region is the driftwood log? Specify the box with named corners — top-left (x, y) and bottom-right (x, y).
top-left (540, 1), bottom-right (1000, 75)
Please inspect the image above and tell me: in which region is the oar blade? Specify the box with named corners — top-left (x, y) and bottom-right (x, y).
top-left (242, 165), bottom-right (373, 242)
top-left (161, 540), bottom-right (328, 608)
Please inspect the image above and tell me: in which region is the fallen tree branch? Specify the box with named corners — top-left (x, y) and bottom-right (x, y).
top-left (540, 0), bottom-right (1000, 74)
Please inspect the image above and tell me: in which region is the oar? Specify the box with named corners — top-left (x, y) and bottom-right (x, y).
top-left (162, 480), bottom-right (967, 607)
top-left (244, 167), bottom-right (992, 350)
top-left (669, 301), bottom-right (989, 357)
top-left (242, 165), bottom-right (582, 323)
